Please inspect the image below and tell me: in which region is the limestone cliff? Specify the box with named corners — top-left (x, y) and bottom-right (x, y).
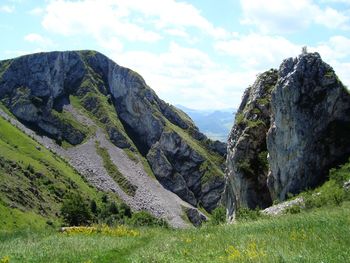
top-left (0, 50), bottom-right (225, 216)
top-left (225, 52), bottom-right (350, 218)
top-left (267, 52), bottom-right (350, 201)
top-left (225, 69), bottom-right (278, 218)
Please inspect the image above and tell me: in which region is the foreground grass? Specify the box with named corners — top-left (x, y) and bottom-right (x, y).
top-left (1, 202), bottom-right (349, 263)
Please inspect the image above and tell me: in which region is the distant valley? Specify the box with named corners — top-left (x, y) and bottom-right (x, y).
top-left (177, 105), bottom-right (236, 142)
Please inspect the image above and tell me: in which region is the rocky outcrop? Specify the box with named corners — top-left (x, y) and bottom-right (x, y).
top-left (184, 207), bottom-right (207, 227)
top-left (0, 53), bottom-right (86, 145)
top-left (225, 52), bottom-right (350, 219)
top-left (224, 69), bottom-right (278, 217)
top-left (267, 52), bottom-right (350, 201)
top-left (0, 50), bottom-right (225, 214)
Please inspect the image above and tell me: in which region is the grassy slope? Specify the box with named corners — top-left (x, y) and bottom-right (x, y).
top-left (0, 202), bottom-right (349, 262)
top-left (0, 116), bottom-right (110, 229)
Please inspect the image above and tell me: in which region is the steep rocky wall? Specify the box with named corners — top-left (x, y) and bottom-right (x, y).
top-left (267, 52), bottom-right (350, 201)
top-left (0, 50), bottom-right (225, 213)
top-left (224, 69), bottom-right (278, 217)
top-left (225, 52), bottom-right (350, 219)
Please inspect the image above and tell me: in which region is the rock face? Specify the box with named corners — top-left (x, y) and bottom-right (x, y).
top-left (267, 52), bottom-right (350, 201)
top-left (0, 50), bottom-right (225, 214)
top-left (225, 69), bottom-right (278, 217)
top-left (225, 52), bottom-right (350, 218)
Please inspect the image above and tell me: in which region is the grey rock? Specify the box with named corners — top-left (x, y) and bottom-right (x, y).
top-left (0, 50), bottom-right (226, 216)
top-left (225, 52), bottom-right (350, 219)
top-left (185, 207), bottom-right (207, 227)
top-left (262, 197), bottom-right (304, 216)
top-left (344, 180), bottom-right (350, 191)
top-left (267, 52), bottom-right (350, 201)
top-left (207, 140), bottom-right (227, 157)
top-left (224, 69), bottom-right (278, 217)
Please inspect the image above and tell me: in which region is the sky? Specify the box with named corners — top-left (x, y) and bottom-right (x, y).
top-left (0, 0), bottom-right (350, 110)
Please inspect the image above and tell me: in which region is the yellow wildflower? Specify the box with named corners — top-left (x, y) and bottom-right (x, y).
top-left (0, 256), bottom-right (10, 263)
top-left (226, 245), bottom-right (241, 260)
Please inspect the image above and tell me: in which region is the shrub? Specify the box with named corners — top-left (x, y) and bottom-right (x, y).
top-left (210, 206), bottom-right (226, 225)
top-left (101, 194), bottom-right (108, 203)
top-left (284, 205), bottom-right (302, 214)
top-left (129, 211), bottom-right (169, 228)
top-left (236, 207), bottom-right (262, 222)
top-left (329, 160), bottom-right (350, 186)
top-left (90, 200), bottom-right (98, 215)
top-left (120, 203), bottom-right (132, 218)
top-left (304, 181), bottom-right (345, 209)
top-left (61, 193), bottom-right (91, 226)
top-left (108, 202), bottom-right (119, 215)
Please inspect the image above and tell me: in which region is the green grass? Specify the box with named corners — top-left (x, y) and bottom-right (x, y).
top-left (95, 142), bottom-right (137, 196)
top-left (0, 202), bottom-right (349, 262)
top-left (122, 148), bottom-right (139, 163)
top-left (0, 202), bottom-right (48, 231)
top-left (0, 116), bottom-right (115, 228)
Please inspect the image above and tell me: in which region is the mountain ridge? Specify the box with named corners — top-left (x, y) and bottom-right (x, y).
top-left (0, 50), bottom-right (225, 227)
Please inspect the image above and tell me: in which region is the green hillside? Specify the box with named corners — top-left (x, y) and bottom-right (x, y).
top-left (0, 115), bottom-right (115, 230)
top-left (0, 156), bottom-right (349, 262)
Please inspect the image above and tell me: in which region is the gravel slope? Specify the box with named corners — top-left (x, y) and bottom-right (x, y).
top-left (0, 106), bottom-right (206, 228)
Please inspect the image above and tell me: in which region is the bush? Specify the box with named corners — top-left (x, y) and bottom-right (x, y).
top-left (61, 193), bottom-right (91, 226)
top-left (120, 203), bottom-right (132, 218)
top-left (210, 206), bottom-right (226, 225)
top-left (304, 180), bottom-right (345, 209)
top-left (90, 200), bottom-right (98, 215)
top-left (285, 204), bottom-right (302, 214)
top-left (236, 207), bottom-right (262, 222)
top-left (129, 211), bottom-right (169, 228)
top-left (329, 160), bottom-right (350, 186)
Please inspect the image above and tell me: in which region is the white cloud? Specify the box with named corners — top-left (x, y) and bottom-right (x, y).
top-left (240, 0), bottom-right (350, 33)
top-left (28, 7), bottom-right (44, 16)
top-left (115, 0), bottom-right (230, 39)
top-left (321, 0), bottom-right (350, 4)
top-left (111, 42), bottom-right (254, 109)
top-left (310, 35), bottom-right (350, 86)
top-left (24, 33), bottom-right (53, 48)
top-left (0, 5), bottom-right (14, 13)
top-left (42, 0), bottom-right (161, 43)
top-left (215, 32), bottom-right (350, 89)
top-left (311, 35), bottom-right (350, 60)
top-left (314, 7), bottom-right (350, 29)
top-left (215, 34), bottom-right (301, 70)
top-left (42, 0), bottom-right (229, 45)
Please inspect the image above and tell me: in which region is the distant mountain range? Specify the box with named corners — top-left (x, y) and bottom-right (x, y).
top-left (176, 105), bottom-right (236, 142)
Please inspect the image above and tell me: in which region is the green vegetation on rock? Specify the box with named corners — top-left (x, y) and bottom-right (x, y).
top-left (95, 142), bottom-right (137, 196)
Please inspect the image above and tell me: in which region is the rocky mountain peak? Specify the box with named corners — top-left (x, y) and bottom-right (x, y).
top-left (0, 50), bottom-right (226, 226)
top-left (225, 52), bottom-right (350, 219)
top-left (267, 52), bottom-right (350, 201)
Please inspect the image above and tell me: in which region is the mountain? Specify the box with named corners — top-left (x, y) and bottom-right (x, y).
top-left (224, 52), bottom-right (350, 220)
top-left (176, 105), bottom-right (235, 142)
top-left (0, 50), bottom-right (226, 227)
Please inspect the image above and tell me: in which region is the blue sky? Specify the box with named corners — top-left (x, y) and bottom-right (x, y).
top-left (0, 0), bottom-right (350, 110)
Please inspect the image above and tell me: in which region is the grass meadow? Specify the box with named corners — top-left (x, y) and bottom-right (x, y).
top-left (1, 201), bottom-right (349, 263)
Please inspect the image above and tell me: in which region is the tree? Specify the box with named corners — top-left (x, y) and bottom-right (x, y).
top-left (90, 199), bottom-right (98, 215)
top-left (120, 202), bottom-right (132, 218)
top-left (61, 193), bottom-right (91, 226)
